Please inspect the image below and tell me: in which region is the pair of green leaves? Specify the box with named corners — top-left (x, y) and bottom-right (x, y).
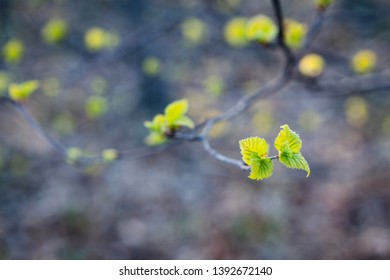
top-left (144, 99), bottom-right (195, 146)
top-left (239, 125), bottom-right (310, 181)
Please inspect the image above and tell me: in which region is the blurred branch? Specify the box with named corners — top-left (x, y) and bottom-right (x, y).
top-left (0, 97), bottom-right (67, 155)
top-left (271, 0), bottom-right (296, 66)
top-left (303, 69), bottom-right (390, 96)
top-left (301, 9), bottom-right (327, 54)
top-left (2, 1), bottom-right (388, 173)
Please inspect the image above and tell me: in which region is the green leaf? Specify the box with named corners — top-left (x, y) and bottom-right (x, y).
top-left (9, 80), bottom-right (40, 101)
top-left (275, 125), bottom-right (310, 177)
top-left (279, 146), bottom-right (310, 177)
top-left (274, 124), bottom-right (302, 153)
top-left (145, 132), bottom-right (167, 146)
top-left (173, 115), bottom-right (195, 129)
top-left (239, 137), bottom-right (269, 165)
top-left (144, 114), bottom-right (166, 133)
top-left (245, 15), bottom-right (278, 43)
top-left (165, 99), bottom-right (188, 125)
top-left (249, 156), bottom-right (273, 181)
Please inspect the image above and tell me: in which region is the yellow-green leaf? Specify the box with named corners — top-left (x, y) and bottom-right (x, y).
top-left (145, 132), bottom-right (167, 146)
top-left (284, 19), bottom-right (308, 49)
top-left (279, 145), bottom-right (310, 177)
top-left (249, 157), bottom-right (273, 181)
top-left (274, 124), bottom-right (302, 153)
top-left (165, 99), bottom-right (189, 125)
top-left (245, 15), bottom-right (278, 44)
top-left (239, 137), bottom-right (269, 165)
top-left (144, 114), bottom-right (166, 133)
top-left (9, 80), bottom-right (40, 102)
top-left (173, 115), bottom-right (195, 129)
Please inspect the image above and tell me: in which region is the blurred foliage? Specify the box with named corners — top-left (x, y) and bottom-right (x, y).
top-left (352, 50), bottom-right (378, 74)
top-left (2, 39), bottom-right (24, 65)
top-left (224, 17), bottom-right (248, 47)
top-left (84, 27), bottom-right (120, 52)
top-left (298, 54), bottom-right (326, 77)
top-left (245, 15), bottom-right (278, 44)
top-left (41, 18), bottom-right (69, 44)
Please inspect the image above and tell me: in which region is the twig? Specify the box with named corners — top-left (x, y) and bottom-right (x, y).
top-left (1, 97), bottom-right (67, 155)
top-left (271, 0), bottom-right (296, 66)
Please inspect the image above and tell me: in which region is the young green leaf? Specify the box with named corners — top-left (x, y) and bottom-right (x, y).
top-left (144, 114), bottom-right (167, 133)
top-left (144, 99), bottom-right (195, 146)
top-left (274, 125), bottom-right (310, 177)
top-left (249, 156), bottom-right (274, 181)
top-left (245, 15), bottom-right (278, 44)
top-left (274, 124), bottom-right (302, 153)
top-left (239, 137), bottom-right (273, 181)
top-left (165, 99), bottom-right (188, 125)
top-left (145, 132), bottom-right (167, 146)
top-left (173, 115), bottom-right (195, 129)
top-left (239, 137), bottom-right (269, 165)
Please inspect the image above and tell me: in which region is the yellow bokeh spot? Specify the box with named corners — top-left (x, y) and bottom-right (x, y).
top-left (345, 96), bottom-right (369, 128)
top-left (298, 109), bottom-right (322, 132)
top-left (102, 149), bottom-right (118, 163)
top-left (142, 57), bottom-right (162, 76)
top-left (245, 15), bottom-right (278, 43)
top-left (284, 19), bottom-right (308, 49)
top-left (352, 50), bottom-right (377, 74)
top-left (85, 95), bottom-right (108, 119)
top-left (181, 17), bottom-right (207, 45)
top-left (84, 27), bottom-right (120, 52)
top-left (41, 18), bottom-right (68, 44)
top-left (2, 39), bottom-right (24, 65)
top-left (224, 17), bottom-right (248, 47)
top-left (299, 53), bottom-right (325, 77)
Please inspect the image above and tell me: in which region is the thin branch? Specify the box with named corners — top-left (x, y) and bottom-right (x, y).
top-left (271, 0), bottom-right (295, 65)
top-left (201, 138), bottom-right (249, 170)
top-left (301, 9), bottom-right (327, 54)
top-left (301, 69), bottom-right (390, 97)
top-left (1, 97), bottom-right (67, 155)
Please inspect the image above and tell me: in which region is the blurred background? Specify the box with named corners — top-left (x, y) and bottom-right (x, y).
top-left (1, 0), bottom-right (390, 259)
